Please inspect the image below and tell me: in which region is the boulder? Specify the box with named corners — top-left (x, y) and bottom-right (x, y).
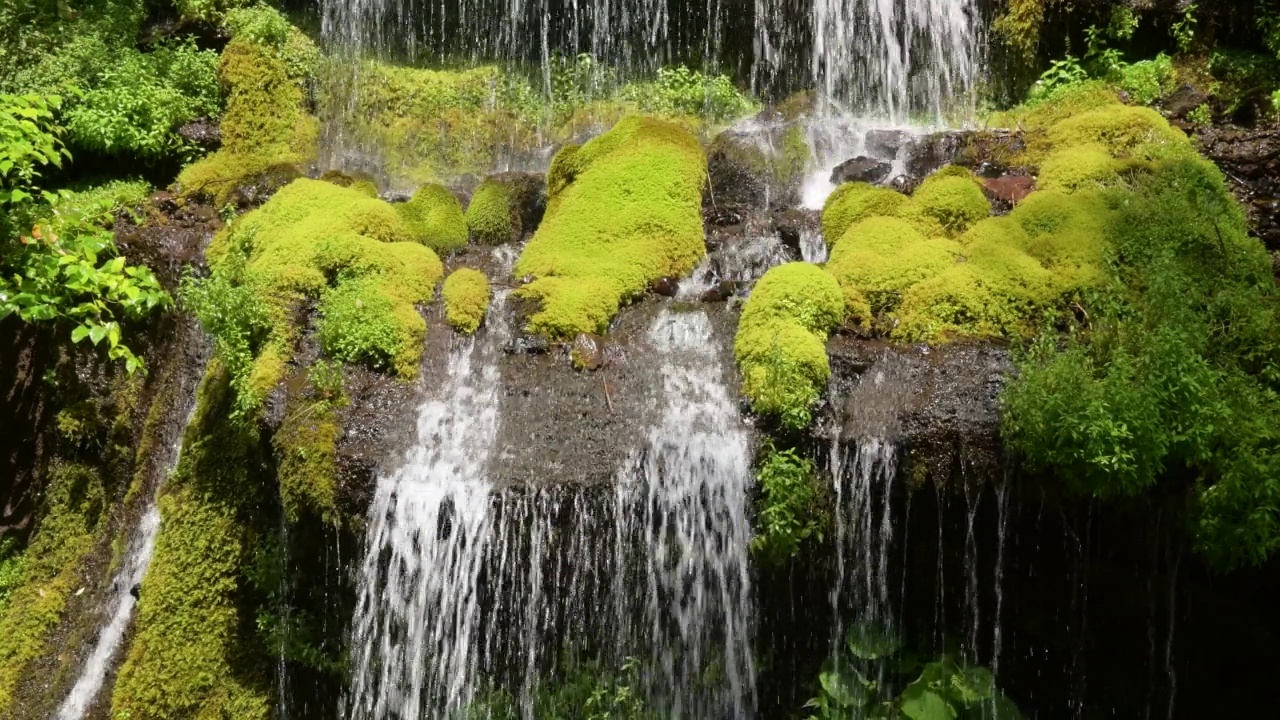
top-left (650, 277), bottom-right (680, 297)
top-left (571, 333), bottom-right (607, 370)
top-left (830, 156), bottom-right (892, 185)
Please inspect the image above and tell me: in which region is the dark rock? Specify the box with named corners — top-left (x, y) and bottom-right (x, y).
top-left (227, 163), bottom-right (302, 208)
top-left (1163, 83), bottom-right (1210, 121)
top-left (176, 117), bottom-right (220, 150)
top-left (983, 176), bottom-right (1036, 210)
top-left (1197, 125), bottom-right (1280, 251)
top-left (830, 156), bottom-right (892, 185)
top-left (571, 333), bottom-right (607, 370)
top-left (905, 130), bottom-right (1026, 178)
top-left (130, 583), bottom-right (141, 600)
top-left (484, 171), bottom-right (548, 243)
top-left (706, 127), bottom-right (804, 209)
top-left (888, 174), bottom-right (920, 195)
top-left (772, 209), bottom-right (820, 254)
top-left (704, 205), bottom-right (745, 227)
top-left (865, 129), bottom-right (911, 159)
top-left (507, 334), bottom-right (550, 355)
top-left (976, 161), bottom-right (1007, 179)
top-left (701, 280), bottom-right (738, 303)
top-left (650, 277), bottom-right (679, 297)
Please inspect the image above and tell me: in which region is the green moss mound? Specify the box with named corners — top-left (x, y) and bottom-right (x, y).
top-left (397, 184), bottom-right (469, 253)
top-left (899, 171), bottom-right (991, 237)
top-left (959, 216), bottom-right (1030, 250)
top-left (1038, 143), bottom-right (1118, 193)
top-left (112, 363), bottom-right (271, 720)
top-left (442, 268), bottom-right (491, 334)
top-left (826, 216), bottom-right (961, 315)
top-left (466, 179), bottom-right (514, 245)
top-left (198, 178), bottom-right (442, 413)
top-left (1046, 104), bottom-right (1190, 160)
top-left (177, 38), bottom-right (317, 206)
top-left (515, 116), bottom-right (707, 338)
top-left (734, 262), bottom-right (845, 429)
top-left (820, 182), bottom-right (908, 247)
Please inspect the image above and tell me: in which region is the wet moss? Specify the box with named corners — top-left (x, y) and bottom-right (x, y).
top-left (397, 183), bottom-right (469, 254)
top-left (177, 38), bottom-right (318, 206)
top-left (1038, 143), bottom-right (1119, 193)
top-left (276, 405), bottom-right (339, 527)
top-left (466, 178), bottom-right (514, 246)
top-left (898, 170), bottom-right (991, 237)
top-left (826, 216), bottom-right (961, 315)
top-left (515, 116), bottom-right (706, 338)
top-left (442, 268), bottom-right (491, 335)
top-left (734, 262), bottom-right (844, 429)
top-left (1046, 104), bottom-right (1190, 161)
top-left (820, 182), bottom-right (908, 247)
top-left (112, 362), bottom-right (271, 719)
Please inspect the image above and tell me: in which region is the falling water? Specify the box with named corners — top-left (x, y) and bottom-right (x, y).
top-left (614, 309), bottom-right (755, 717)
top-left (56, 332), bottom-right (208, 720)
top-left (829, 438), bottom-right (898, 652)
top-left (345, 265), bottom-right (512, 719)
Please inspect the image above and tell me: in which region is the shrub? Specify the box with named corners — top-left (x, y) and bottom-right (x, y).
top-left (1114, 54), bottom-right (1176, 106)
top-left (442, 268), bottom-right (491, 334)
top-left (820, 182), bottom-right (907, 247)
top-left (751, 446), bottom-right (829, 565)
top-left (734, 262), bottom-right (844, 429)
top-left (398, 183), bottom-right (468, 253)
top-left (618, 66), bottom-right (757, 123)
top-left (515, 116), bottom-right (706, 337)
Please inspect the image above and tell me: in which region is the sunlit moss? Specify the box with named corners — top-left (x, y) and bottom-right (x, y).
top-left (397, 183), bottom-right (469, 253)
top-left (1038, 143), bottom-right (1119, 193)
top-left (515, 116), bottom-right (706, 338)
top-left (442, 268), bottom-right (491, 335)
top-left (826, 216), bottom-right (961, 314)
top-left (898, 170), bottom-right (991, 237)
top-left (820, 182), bottom-right (908, 247)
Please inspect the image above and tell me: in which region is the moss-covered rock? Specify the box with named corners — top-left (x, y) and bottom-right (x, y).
top-left (177, 38), bottom-right (318, 206)
top-left (899, 170), bottom-right (991, 237)
top-left (112, 362), bottom-right (271, 720)
top-left (706, 125), bottom-right (810, 208)
top-left (1046, 104), bottom-right (1190, 160)
top-left (1038, 143), bottom-right (1119, 193)
top-left (826, 216), bottom-right (961, 315)
top-left (734, 262), bottom-right (845, 429)
top-left (442, 268), bottom-right (491, 334)
top-left (397, 183), bottom-right (469, 253)
top-left (465, 173), bottom-right (545, 246)
top-left (201, 178), bottom-right (442, 412)
top-left (515, 116), bottom-right (707, 338)
top-left (820, 182), bottom-right (908, 247)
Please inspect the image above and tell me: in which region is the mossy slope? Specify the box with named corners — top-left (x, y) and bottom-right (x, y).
top-left (515, 116), bottom-right (707, 338)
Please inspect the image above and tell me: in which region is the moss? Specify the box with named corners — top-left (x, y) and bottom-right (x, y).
top-left (826, 216), bottom-right (961, 314)
top-left (112, 362), bottom-right (271, 720)
top-left (397, 184), bottom-right (469, 253)
top-left (320, 170), bottom-right (380, 198)
top-left (276, 405), bottom-right (339, 527)
top-left (734, 263), bottom-right (844, 429)
top-left (1047, 104), bottom-right (1190, 161)
top-left (898, 171), bottom-right (991, 237)
top-left (992, 0), bottom-right (1046, 62)
top-left (1009, 189), bottom-right (1112, 291)
top-left (515, 116), bottom-right (707, 338)
top-left (546, 144), bottom-right (582, 199)
top-left (442, 268), bottom-right (491, 335)
top-left (177, 38), bottom-right (318, 206)
top-left (0, 463), bottom-right (105, 712)
top-left (465, 178), bottom-right (515, 246)
top-left (959, 216), bottom-right (1030, 251)
top-left (820, 182), bottom-right (908, 247)
top-left (203, 178), bottom-right (442, 410)
top-left (1038, 143), bottom-right (1119, 193)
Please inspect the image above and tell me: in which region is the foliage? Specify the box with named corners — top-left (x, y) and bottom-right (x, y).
top-left (193, 178), bottom-right (441, 416)
top-left (1113, 54), bottom-right (1176, 106)
top-left (442, 268), bottom-right (491, 335)
top-left (0, 539), bottom-right (22, 618)
top-left (468, 657), bottom-right (649, 720)
top-left (112, 363), bottom-right (272, 719)
top-left (397, 183), bottom-right (469, 253)
top-left (222, 3), bottom-right (321, 85)
top-left (734, 262), bottom-right (845, 429)
top-left (751, 445), bottom-right (829, 564)
top-left (993, 0), bottom-right (1052, 62)
top-left (516, 115), bottom-right (706, 337)
top-left (805, 626), bottom-right (1022, 720)
top-left (466, 177), bottom-right (515, 245)
top-left (0, 93), bottom-right (67, 209)
top-left (274, 367), bottom-right (343, 525)
top-left (243, 536), bottom-right (345, 676)
top-left (1027, 56), bottom-right (1088, 103)
top-left (175, 0), bottom-right (252, 23)
top-left (618, 66), bottom-right (757, 124)
top-left (1171, 3), bottom-right (1199, 54)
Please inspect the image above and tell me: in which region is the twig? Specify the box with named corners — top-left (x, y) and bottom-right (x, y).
top-left (603, 380), bottom-right (614, 413)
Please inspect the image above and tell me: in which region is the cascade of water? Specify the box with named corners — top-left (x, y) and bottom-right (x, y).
top-left (615, 309), bottom-right (756, 717)
top-left (829, 438), bottom-right (898, 653)
top-left (345, 265), bottom-right (512, 719)
top-left (55, 332), bottom-right (208, 720)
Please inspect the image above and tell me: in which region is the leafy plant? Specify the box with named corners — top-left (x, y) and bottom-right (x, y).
top-left (467, 657), bottom-right (650, 720)
top-left (1027, 56), bottom-right (1088, 103)
top-left (0, 93), bottom-right (66, 210)
top-left (1171, 3), bottom-right (1198, 54)
top-left (620, 65), bottom-right (757, 123)
top-left (752, 445), bottom-right (829, 564)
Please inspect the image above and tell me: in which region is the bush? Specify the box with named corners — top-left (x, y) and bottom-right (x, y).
top-left (442, 268), bottom-right (491, 334)
top-left (619, 66), bottom-right (758, 124)
top-left (734, 262), bottom-right (844, 429)
top-left (397, 183), bottom-right (469, 253)
top-left (751, 446), bottom-right (828, 565)
top-left (1113, 54), bottom-right (1176, 106)
top-left (515, 116), bottom-right (706, 337)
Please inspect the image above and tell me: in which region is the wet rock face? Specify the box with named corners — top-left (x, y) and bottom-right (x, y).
top-left (1197, 126), bottom-right (1280, 252)
top-left (571, 332), bottom-right (607, 370)
top-left (176, 117), bottom-right (221, 151)
top-left (114, 193), bottom-right (221, 292)
top-left (905, 130), bottom-right (1027, 179)
top-left (830, 156), bottom-right (892, 185)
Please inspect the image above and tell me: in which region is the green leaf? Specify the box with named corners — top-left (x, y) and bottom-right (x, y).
top-left (88, 323), bottom-right (107, 345)
top-left (70, 324), bottom-right (90, 343)
top-left (901, 684), bottom-right (958, 720)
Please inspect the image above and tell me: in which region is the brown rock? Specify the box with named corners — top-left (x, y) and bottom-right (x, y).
top-left (571, 333), bottom-right (606, 370)
top-left (983, 176), bottom-right (1036, 208)
top-left (650, 277), bottom-right (679, 297)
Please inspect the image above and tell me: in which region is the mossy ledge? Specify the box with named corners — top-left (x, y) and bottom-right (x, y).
top-left (515, 115), bottom-right (707, 338)
top-left (734, 262), bottom-right (845, 430)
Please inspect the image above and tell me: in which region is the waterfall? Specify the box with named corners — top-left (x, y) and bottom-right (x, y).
top-left (345, 280), bottom-right (511, 719)
top-left (829, 437), bottom-right (898, 653)
top-left (614, 309), bottom-right (755, 717)
top-left (55, 330), bottom-right (208, 720)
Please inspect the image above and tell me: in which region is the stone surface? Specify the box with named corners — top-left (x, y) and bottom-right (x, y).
top-left (571, 332), bottom-right (607, 370)
top-left (830, 155), bottom-right (892, 185)
top-left (983, 175), bottom-right (1036, 211)
top-left (865, 129), bottom-right (911, 159)
top-left (1197, 125), bottom-right (1280, 252)
top-left (650, 277), bottom-right (679, 297)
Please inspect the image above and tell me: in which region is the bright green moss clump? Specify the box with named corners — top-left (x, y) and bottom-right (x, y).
top-left (735, 262), bottom-right (845, 429)
top-left (112, 363), bottom-right (271, 720)
top-left (0, 463), bottom-right (104, 711)
top-left (465, 178), bottom-right (516, 245)
top-left (515, 116), bottom-right (707, 338)
top-left (397, 184), bottom-right (469, 253)
top-left (1038, 143), bottom-right (1118, 193)
top-left (442, 268), bottom-right (491, 334)
top-left (826, 216), bottom-right (960, 315)
top-left (820, 182), bottom-right (908, 247)
top-left (194, 179), bottom-right (442, 413)
top-left (177, 38), bottom-right (318, 206)
top-left (898, 170), bottom-right (991, 237)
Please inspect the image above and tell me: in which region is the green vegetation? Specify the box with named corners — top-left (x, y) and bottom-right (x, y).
top-left (515, 115), bottom-right (706, 337)
top-left (805, 625), bottom-right (1022, 720)
top-left (112, 362), bottom-right (272, 719)
top-left (898, 170), bottom-right (990, 237)
top-left (275, 360), bottom-right (344, 526)
top-left (825, 216), bottom-right (960, 317)
top-left (734, 262), bottom-right (845, 429)
top-left (442, 268), bottom-right (491, 334)
top-left (468, 657), bottom-right (648, 720)
top-left (177, 37), bottom-right (317, 206)
top-left (751, 445), bottom-right (829, 565)
top-left (397, 183), bottom-right (469, 253)
top-left (466, 178), bottom-right (515, 245)
top-left (820, 182), bottom-right (908, 248)
top-left (184, 178), bottom-right (442, 416)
